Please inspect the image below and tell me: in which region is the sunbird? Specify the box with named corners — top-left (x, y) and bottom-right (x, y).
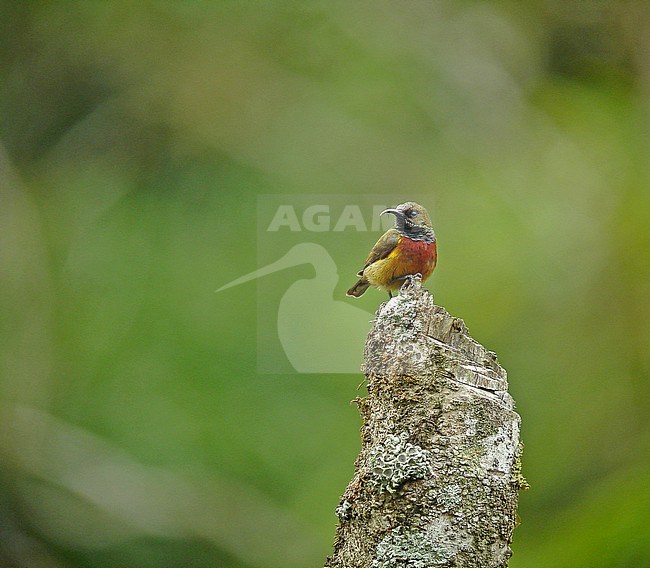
top-left (346, 202), bottom-right (437, 299)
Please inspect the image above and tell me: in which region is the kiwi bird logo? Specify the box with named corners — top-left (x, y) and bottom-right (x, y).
top-left (217, 242), bottom-right (371, 373)
top-left (347, 202), bottom-right (437, 299)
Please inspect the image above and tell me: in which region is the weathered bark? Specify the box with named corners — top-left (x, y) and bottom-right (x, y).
top-left (325, 277), bottom-right (526, 568)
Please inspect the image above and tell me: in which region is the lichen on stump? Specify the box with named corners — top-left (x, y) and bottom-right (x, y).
top-left (325, 277), bottom-right (526, 568)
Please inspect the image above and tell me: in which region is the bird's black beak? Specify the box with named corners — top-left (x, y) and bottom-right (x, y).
top-left (380, 208), bottom-right (406, 230)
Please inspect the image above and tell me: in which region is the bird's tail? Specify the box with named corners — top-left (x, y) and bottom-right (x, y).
top-left (346, 278), bottom-right (370, 298)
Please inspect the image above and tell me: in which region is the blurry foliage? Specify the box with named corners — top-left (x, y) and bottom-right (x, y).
top-left (1, 1), bottom-right (649, 567)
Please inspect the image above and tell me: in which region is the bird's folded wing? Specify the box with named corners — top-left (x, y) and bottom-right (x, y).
top-left (356, 229), bottom-right (400, 276)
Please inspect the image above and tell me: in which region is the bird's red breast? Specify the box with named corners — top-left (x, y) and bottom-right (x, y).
top-left (395, 236), bottom-right (437, 278)
top-left (363, 235), bottom-right (437, 292)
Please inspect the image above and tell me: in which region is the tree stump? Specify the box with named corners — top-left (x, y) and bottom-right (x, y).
top-left (325, 277), bottom-right (526, 567)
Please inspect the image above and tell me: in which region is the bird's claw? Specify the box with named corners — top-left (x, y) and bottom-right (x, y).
top-left (399, 273), bottom-right (422, 293)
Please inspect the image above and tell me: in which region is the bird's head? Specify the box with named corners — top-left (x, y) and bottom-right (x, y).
top-left (381, 202), bottom-right (434, 239)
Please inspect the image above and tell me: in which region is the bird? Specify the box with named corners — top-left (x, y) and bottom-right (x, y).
top-left (346, 202), bottom-right (437, 299)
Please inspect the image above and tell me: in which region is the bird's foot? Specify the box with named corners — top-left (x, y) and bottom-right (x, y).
top-left (398, 273), bottom-right (422, 293)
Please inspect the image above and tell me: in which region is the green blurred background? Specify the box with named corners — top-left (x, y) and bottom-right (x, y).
top-left (1, 2), bottom-right (649, 567)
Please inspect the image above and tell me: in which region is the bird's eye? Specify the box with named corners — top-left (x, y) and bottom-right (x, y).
top-left (408, 210), bottom-right (417, 218)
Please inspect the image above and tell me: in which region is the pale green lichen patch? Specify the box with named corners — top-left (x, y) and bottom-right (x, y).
top-left (367, 433), bottom-right (433, 493)
top-left (380, 296), bottom-right (422, 332)
top-left (479, 424), bottom-right (518, 475)
top-left (435, 483), bottom-right (462, 511)
top-left (335, 499), bottom-right (352, 520)
top-left (511, 444), bottom-right (529, 491)
top-left (373, 522), bottom-right (469, 567)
